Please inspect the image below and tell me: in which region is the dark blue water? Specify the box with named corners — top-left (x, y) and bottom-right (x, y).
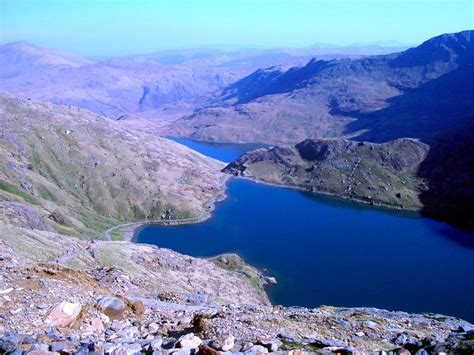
top-left (137, 139), bottom-right (474, 322)
top-left (167, 136), bottom-right (267, 163)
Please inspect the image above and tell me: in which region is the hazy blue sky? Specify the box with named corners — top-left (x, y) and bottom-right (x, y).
top-left (0, 0), bottom-right (472, 56)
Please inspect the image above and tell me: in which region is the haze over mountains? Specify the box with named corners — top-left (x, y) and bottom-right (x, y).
top-left (0, 40), bottom-right (408, 122)
top-left (165, 30), bottom-right (474, 145)
top-left (0, 42), bottom-right (238, 120)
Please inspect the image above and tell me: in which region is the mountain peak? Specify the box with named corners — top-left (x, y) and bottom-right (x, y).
top-left (393, 30), bottom-right (474, 67)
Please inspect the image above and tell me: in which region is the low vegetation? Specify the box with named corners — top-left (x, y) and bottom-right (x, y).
top-left (223, 138), bottom-right (429, 210)
top-left (0, 94), bottom-right (226, 237)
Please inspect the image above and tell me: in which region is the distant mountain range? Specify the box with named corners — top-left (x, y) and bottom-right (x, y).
top-left (0, 42), bottom-right (238, 119)
top-left (163, 30), bottom-right (474, 145)
top-left (0, 40), bottom-right (408, 121)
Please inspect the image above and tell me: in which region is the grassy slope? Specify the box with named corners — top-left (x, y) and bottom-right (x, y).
top-left (0, 94), bottom-right (225, 238)
top-left (223, 138), bottom-right (429, 209)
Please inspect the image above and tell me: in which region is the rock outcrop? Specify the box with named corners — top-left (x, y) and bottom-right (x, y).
top-left (45, 302), bottom-right (82, 328)
top-left (223, 138), bottom-right (429, 210)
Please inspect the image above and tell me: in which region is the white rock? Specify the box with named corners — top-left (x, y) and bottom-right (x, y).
top-left (364, 320), bottom-right (379, 330)
top-left (177, 333), bottom-right (202, 349)
top-left (148, 322), bottom-right (159, 334)
top-left (45, 301), bottom-right (82, 327)
top-left (221, 335), bottom-right (235, 352)
top-left (246, 345), bottom-right (268, 353)
top-left (112, 343), bottom-right (142, 355)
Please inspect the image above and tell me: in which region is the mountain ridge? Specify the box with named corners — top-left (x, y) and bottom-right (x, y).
top-left (162, 30), bottom-right (474, 145)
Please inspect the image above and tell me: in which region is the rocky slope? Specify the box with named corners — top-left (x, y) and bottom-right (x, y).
top-left (0, 94), bottom-right (226, 237)
top-left (223, 138), bottom-right (429, 210)
top-left (1, 223), bottom-right (474, 354)
top-left (223, 127), bottom-right (474, 230)
top-left (163, 30), bottom-right (474, 145)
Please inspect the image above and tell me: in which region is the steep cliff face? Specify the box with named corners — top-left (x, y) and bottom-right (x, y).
top-left (224, 138), bottom-right (429, 209)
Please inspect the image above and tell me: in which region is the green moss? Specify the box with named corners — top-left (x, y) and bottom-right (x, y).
top-left (0, 179), bottom-right (39, 205)
top-left (110, 227), bottom-right (124, 241)
top-left (280, 339), bottom-right (322, 351)
top-left (36, 184), bottom-right (58, 203)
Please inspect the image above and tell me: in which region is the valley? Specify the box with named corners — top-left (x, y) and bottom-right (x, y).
top-left (0, 27), bottom-right (474, 354)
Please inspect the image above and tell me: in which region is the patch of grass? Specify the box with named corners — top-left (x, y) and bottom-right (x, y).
top-left (97, 246), bottom-right (138, 274)
top-left (64, 256), bottom-right (91, 270)
top-left (110, 227), bottom-right (124, 241)
top-left (280, 339), bottom-right (322, 351)
top-left (36, 184), bottom-right (58, 203)
top-left (0, 229), bottom-right (59, 261)
top-left (211, 253), bottom-right (267, 303)
top-left (30, 149), bottom-right (63, 188)
top-left (0, 179), bottom-right (39, 205)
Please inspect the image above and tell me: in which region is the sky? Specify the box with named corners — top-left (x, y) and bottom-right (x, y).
top-left (0, 0), bottom-right (473, 56)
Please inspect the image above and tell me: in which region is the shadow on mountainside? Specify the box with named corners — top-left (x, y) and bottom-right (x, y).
top-left (417, 117), bottom-right (474, 231)
top-left (343, 65), bottom-right (474, 144)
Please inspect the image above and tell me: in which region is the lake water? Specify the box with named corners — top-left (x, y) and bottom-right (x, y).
top-left (136, 138), bottom-right (474, 322)
top-left (167, 136), bottom-right (266, 163)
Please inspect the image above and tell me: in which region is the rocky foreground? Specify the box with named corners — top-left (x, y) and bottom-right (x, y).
top-left (1, 227), bottom-right (474, 354)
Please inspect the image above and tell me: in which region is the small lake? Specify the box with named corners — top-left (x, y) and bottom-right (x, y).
top-left (137, 137), bottom-right (474, 322)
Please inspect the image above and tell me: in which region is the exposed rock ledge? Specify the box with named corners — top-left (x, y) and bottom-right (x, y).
top-left (1, 223), bottom-right (473, 354)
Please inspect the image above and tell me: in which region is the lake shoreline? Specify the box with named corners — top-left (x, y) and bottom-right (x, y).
top-left (118, 173), bottom-right (420, 244)
top-left (231, 174), bottom-right (422, 213)
top-left (102, 174), bottom-right (230, 242)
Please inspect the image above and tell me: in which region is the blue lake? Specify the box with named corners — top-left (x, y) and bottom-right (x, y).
top-left (167, 136), bottom-right (266, 163)
top-left (137, 138), bottom-right (474, 322)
